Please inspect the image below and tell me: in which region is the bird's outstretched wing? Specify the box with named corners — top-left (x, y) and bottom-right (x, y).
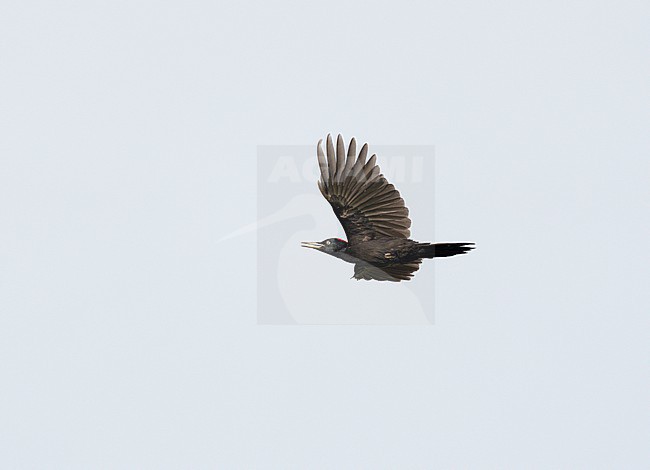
top-left (353, 261), bottom-right (421, 282)
top-left (316, 134), bottom-right (411, 245)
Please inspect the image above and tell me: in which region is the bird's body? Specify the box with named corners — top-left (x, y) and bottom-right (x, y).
top-left (301, 134), bottom-right (474, 281)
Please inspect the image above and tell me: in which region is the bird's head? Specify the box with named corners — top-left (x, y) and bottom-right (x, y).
top-left (301, 237), bottom-right (348, 255)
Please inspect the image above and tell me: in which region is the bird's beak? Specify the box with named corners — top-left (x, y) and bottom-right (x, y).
top-left (300, 241), bottom-right (323, 250)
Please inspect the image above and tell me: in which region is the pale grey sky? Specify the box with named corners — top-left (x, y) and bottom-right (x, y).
top-left (1, 1), bottom-right (648, 468)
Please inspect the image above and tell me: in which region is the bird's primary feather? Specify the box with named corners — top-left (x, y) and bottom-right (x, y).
top-left (317, 134), bottom-right (411, 245)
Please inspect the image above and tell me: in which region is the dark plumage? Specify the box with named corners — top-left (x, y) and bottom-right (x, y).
top-left (301, 134), bottom-right (475, 281)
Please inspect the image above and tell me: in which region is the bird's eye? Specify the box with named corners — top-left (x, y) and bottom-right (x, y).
top-left (326, 240), bottom-right (331, 245)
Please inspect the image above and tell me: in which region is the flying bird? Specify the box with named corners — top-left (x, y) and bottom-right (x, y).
top-left (301, 134), bottom-right (475, 281)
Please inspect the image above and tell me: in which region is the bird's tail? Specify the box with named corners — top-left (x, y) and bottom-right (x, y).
top-left (417, 242), bottom-right (475, 258)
